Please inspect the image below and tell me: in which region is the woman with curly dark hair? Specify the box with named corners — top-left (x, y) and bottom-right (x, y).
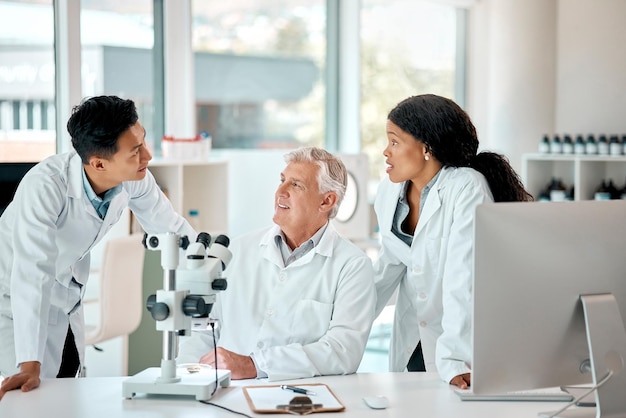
top-left (373, 94), bottom-right (532, 389)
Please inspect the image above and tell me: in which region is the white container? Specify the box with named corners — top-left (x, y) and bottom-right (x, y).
top-left (162, 135), bottom-right (211, 161)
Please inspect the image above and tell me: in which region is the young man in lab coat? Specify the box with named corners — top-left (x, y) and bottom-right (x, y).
top-left (177, 147), bottom-right (376, 380)
top-left (0, 96), bottom-right (195, 399)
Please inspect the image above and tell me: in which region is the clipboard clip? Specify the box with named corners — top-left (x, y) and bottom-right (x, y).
top-left (276, 396), bottom-right (324, 415)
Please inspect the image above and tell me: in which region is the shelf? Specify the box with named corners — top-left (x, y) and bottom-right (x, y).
top-left (522, 154), bottom-right (626, 201)
top-left (148, 159), bottom-right (228, 235)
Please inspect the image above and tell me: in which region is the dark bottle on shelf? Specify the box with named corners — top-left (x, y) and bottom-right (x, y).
top-left (548, 177), bottom-right (567, 202)
top-left (586, 134), bottom-right (598, 155)
top-left (607, 179), bottom-right (619, 199)
top-left (609, 135), bottom-right (622, 156)
top-left (562, 135), bottom-right (574, 154)
top-left (597, 134), bottom-right (609, 155)
top-left (574, 135), bottom-right (586, 155)
top-left (550, 135), bottom-right (562, 154)
top-left (594, 180), bottom-right (612, 200)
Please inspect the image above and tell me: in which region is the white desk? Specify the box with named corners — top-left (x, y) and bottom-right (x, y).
top-left (0, 372), bottom-right (571, 417)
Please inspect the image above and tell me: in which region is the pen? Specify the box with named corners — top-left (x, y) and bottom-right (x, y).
top-left (280, 385), bottom-right (317, 396)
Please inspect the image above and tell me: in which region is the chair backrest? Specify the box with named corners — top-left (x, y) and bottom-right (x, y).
top-left (85, 233), bottom-right (145, 346)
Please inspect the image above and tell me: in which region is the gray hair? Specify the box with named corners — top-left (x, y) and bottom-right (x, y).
top-left (284, 146), bottom-right (347, 219)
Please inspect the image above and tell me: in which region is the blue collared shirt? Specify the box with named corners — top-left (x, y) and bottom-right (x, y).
top-left (82, 169), bottom-right (122, 219)
top-left (274, 222), bottom-right (329, 267)
top-left (391, 170), bottom-right (441, 246)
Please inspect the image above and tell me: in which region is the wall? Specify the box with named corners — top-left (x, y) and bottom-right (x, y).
top-left (467, 0), bottom-right (557, 174)
top-left (555, 0), bottom-right (626, 135)
top-left (468, 0), bottom-right (626, 175)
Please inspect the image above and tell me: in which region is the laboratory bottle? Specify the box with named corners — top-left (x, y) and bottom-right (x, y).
top-left (566, 185), bottom-right (575, 201)
top-left (548, 177), bottom-right (567, 202)
top-left (549, 135), bottom-right (562, 154)
top-left (622, 135), bottom-right (626, 155)
top-left (538, 135), bottom-right (550, 154)
top-left (594, 180), bottom-right (611, 201)
top-left (574, 135), bottom-right (586, 155)
top-left (562, 135), bottom-right (574, 154)
top-left (597, 135), bottom-right (609, 155)
top-left (585, 135), bottom-right (598, 155)
top-left (609, 135), bottom-right (622, 156)
top-left (607, 179), bottom-right (619, 199)
top-left (620, 177), bottom-right (626, 200)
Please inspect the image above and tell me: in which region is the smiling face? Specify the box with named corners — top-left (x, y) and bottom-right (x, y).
top-left (86, 121), bottom-right (152, 195)
top-left (272, 161), bottom-right (335, 249)
top-left (383, 119), bottom-right (434, 184)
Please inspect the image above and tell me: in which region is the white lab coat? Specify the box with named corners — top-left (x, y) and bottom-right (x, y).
top-left (177, 222), bottom-right (376, 381)
top-left (373, 166), bottom-right (493, 383)
top-left (0, 151), bottom-right (195, 378)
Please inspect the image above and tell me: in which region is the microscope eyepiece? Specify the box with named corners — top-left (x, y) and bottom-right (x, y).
top-left (214, 234), bottom-right (230, 248)
top-left (197, 232), bottom-right (212, 248)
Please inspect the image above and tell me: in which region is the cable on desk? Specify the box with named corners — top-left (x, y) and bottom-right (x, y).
top-left (199, 400), bottom-right (253, 417)
top-left (210, 321), bottom-right (218, 397)
top-left (199, 322), bottom-right (253, 417)
top-left (544, 370), bottom-right (614, 418)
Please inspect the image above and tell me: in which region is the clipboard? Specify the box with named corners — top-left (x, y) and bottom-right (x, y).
top-left (242, 383), bottom-right (345, 414)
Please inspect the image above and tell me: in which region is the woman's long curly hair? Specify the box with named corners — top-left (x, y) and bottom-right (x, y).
top-left (388, 94), bottom-right (533, 202)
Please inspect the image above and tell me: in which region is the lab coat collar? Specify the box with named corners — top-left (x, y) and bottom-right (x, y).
top-left (414, 169), bottom-right (448, 237)
top-left (67, 151), bottom-right (86, 200)
top-left (260, 222), bottom-right (338, 268)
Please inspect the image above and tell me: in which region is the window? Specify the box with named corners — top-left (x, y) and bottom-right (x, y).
top-left (191, 0), bottom-right (326, 149)
top-left (360, 0), bottom-right (462, 185)
top-left (80, 0), bottom-right (155, 151)
top-left (0, 0), bottom-right (55, 162)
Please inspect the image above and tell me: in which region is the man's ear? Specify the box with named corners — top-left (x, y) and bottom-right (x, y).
top-left (88, 156), bottom-right (106, 171)
top-left (319, 192), bottom-right (338, 214)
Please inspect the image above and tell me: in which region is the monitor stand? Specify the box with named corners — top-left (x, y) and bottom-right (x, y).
top-left (540, 293), bottom-right (626, 418)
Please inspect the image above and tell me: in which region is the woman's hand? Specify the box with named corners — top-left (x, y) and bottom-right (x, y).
top-left (449, 373), bottom-right (471, 389)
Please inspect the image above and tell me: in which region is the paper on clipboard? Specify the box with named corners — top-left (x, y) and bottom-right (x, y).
top-left (242, 383), bottom-right (345, 414)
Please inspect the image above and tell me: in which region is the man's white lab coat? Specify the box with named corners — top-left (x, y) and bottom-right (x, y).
top-left (373, 166), bottom-right (493, 383)
top-left (177, 223), bottom-right (376, 381)
top-left (0, 151), bottom-right (194, 377)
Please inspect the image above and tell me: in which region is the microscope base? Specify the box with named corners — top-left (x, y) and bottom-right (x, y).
top-left (122, 367), bottom-right (231, 401)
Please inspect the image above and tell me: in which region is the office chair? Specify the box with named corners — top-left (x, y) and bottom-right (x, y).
top-left (83, 233), bottom-right (145, 374)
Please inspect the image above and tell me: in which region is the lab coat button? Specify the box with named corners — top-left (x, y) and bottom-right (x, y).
top-left (279, 273), bottom-right (286, 282)
top-left (257, 342), bottom-right (264, 349)
top-left (412, 265), bottom-right (421, 274)
top-left (419, 321), bottom-right (427, 327)
top-left (418, 292), bottom-right (427, 300)
top-left (266, 309), bottom-right (274, 317)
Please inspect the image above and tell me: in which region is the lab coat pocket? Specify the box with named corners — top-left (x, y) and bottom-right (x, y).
top-left (290, 299), bottom-right (333, 344)
top-left (424, 236), bottom-right (445, 271)
top-left (0, 293), bottom-right (12, 320)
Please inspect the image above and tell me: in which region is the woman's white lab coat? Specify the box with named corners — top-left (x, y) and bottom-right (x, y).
top-left (0, 151), bottom-right (194, 378)
top-left (373, 166), bottom-right (493, 383)
top-left (177, 223), bottom-right (376, 381)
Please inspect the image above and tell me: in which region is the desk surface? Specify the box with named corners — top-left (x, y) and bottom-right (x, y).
top-left (0, 372), bottom-right (571, 417)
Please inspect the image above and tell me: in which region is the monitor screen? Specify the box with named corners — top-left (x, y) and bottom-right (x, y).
top-left (0, 162), bottom-right (37, 215)
top-left (471, 200), bottom-right (626, 416)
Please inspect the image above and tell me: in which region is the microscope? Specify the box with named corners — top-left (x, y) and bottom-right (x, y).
top-left (122, 232), bottom-right (232, 401)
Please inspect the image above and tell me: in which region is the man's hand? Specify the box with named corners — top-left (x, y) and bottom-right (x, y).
top-left (449, 372), bottom-right (471, 389)
top-left (199, 347), bottom-right (256, 380)
top-left (0, 361), bottom-right (41, 401)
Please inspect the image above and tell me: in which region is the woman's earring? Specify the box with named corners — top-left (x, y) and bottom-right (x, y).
top-left (424, 155), bottom-right (430, 161)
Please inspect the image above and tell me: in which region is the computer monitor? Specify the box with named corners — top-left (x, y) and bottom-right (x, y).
top-left (471, 200), bottom-right (626, 417)
top-left (0, 162), bottom-right (37, 215)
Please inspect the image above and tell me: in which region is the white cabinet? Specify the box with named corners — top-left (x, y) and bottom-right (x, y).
top-left (147, 159), bottom-right (229, 235)
top-left (522, 153), bottom-right (626, 200)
